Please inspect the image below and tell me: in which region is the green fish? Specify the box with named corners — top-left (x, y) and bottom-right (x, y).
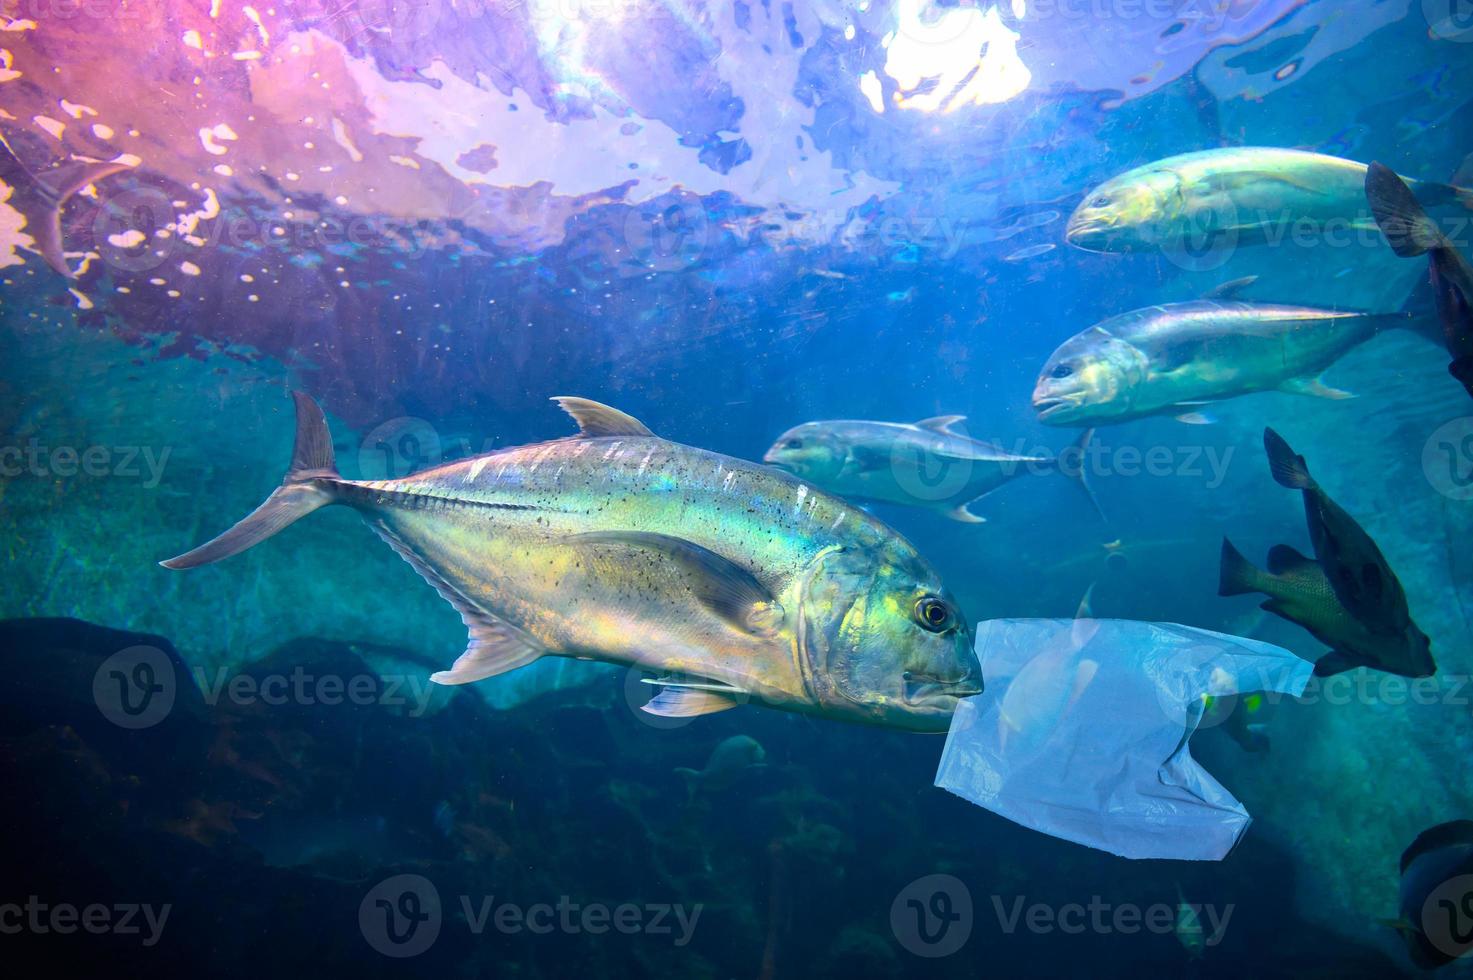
top-left (1217, 428), bottom-right (1434, 679)
top-left (1031, 288), bottom-right (1419, 427)
top-left (162, 393), bottom-right (982, 731)
top-left (1066, 147), bottom-right (1471, 252)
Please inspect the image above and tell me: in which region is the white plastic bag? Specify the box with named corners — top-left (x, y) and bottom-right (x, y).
top-left (934, 618), bottom-right (1313, 861)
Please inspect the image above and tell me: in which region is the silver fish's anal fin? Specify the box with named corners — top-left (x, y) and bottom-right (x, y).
top-left (0, 136), bottom-right (134, 278)
top-left (1174, 411), bottom-right (1217, 425)
top-left (914, 414), bottom-right (967, 435)
top-left (642, 687), bottom-right (742, 718)
top-left (369, 521), bottom-right (544, 685)
top-left (570, 531), bottom-right (781, 633)
top-left (552, 397), bottom-right (655, 438)
top-left (161, 392), bottom-right (339, 569)
top-left (640, 675), bottom-right (747, 694)
top-left (946, 498), bottom-right (989, 524)
top-left (1278, 376), bottom-right (1354, 400)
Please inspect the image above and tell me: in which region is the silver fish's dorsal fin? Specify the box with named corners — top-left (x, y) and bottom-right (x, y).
top-left (552, 397), bottom-right (655, 438)
top-left (915, 414), bottom-right (967, 435)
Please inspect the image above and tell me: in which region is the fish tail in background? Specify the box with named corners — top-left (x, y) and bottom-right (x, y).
top-left (1367, 161), bottom-right (1447, 257)
top-left (1056, 427), bottom-right (1107, 522)
top-left (160, 392), bottom-right (340, 569)
top-left (0, 131), bottom-right (133, 278)
top-left (1218, 538), bottom-right (1270, 597)
top-left (1262, 427), bottom-right (1315, 490)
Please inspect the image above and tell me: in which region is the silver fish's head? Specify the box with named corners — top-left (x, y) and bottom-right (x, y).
top-left (1066, 167), bottom-right (1183, 251)
top-left (763, 423), bottom-right (845, 483)
top-left (798, 545), bottom-right (982, 732)
top-left (1032, 326), bottom-right (1146, 426)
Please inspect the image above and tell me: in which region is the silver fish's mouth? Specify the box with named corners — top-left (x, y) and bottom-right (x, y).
top-left (1032, 396), bottom-right (1077, 421)
top-left (903, 671), bottom-right (983, 703)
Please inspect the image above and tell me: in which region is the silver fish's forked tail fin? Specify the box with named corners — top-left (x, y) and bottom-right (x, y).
top-left (160, 392), bottom-right (339, 569)
top-left (1262, 427), bottom-right (1314, 490)
top-left (1366, 161), bottom-right (1445, 258)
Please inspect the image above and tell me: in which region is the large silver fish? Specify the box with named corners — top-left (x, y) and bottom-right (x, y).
top-left (1031, 293), bottom-right (1421, 427)
top-left (162, 393), bottom-right (982, 731)
top-left (1066, 147), bottom-right (1471, 252)
top-left (762, 416), bottom-right (1097, 522)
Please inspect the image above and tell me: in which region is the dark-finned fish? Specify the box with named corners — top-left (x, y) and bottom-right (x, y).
top-left (1217, 429), bottom-right (1434, 679)
top-left (762, 416), bottom-right (1100, 522)
top-left (1387, 820), bottom-right (1473, 969)
top-left (162, 393), bottom-right (982, 732)
top-left (1366, 160), bottom-right (1473, 399)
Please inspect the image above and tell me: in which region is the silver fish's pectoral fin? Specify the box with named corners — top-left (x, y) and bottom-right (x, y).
top-left (1201, 275), bottom-right (1258, 301)
top-left (552, 397), bottom-right (655, 437)
top-left (569, 531), bottom-right (781, 634)
top-left (642, 686), bottom-right (743, 718)
top-left (369, 521), bottom-right (545, 685)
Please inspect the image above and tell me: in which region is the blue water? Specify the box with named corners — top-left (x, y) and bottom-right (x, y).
top-left (3, 1), bottom-right (1473, 975)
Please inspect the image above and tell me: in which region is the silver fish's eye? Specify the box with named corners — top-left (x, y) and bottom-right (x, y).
top-left (915, 596), bottom-right (952, 632)
top-left (1090, 195), bottom-right (1110, 208)
top-left (1051, 363), bottom-right (1073, 379)
top-left (784, 438), bottom-right (802, 449)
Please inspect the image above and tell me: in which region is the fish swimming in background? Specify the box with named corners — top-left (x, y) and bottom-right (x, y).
top-left (761, 416), bottom-right (1100, 523)
top-left (1365, 161), bottom-right (1473, 400)
top-left (1031, 285), bottom-right (1423, 427)
top-left (1066, 147), bottom-right (1471, 253)
top-left (1217, 428), bottom-right (1434, 679)
top-left (674, 734), bottom-right (767, 800)
top-left (995, 585), bottom-right (1099, 760)
top-left (1385, 820), bottom-right (1473, 969)
top-left (162, 393), bottom-right (982, 732)
top-left (0, 132), bottom-right (134, 278)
